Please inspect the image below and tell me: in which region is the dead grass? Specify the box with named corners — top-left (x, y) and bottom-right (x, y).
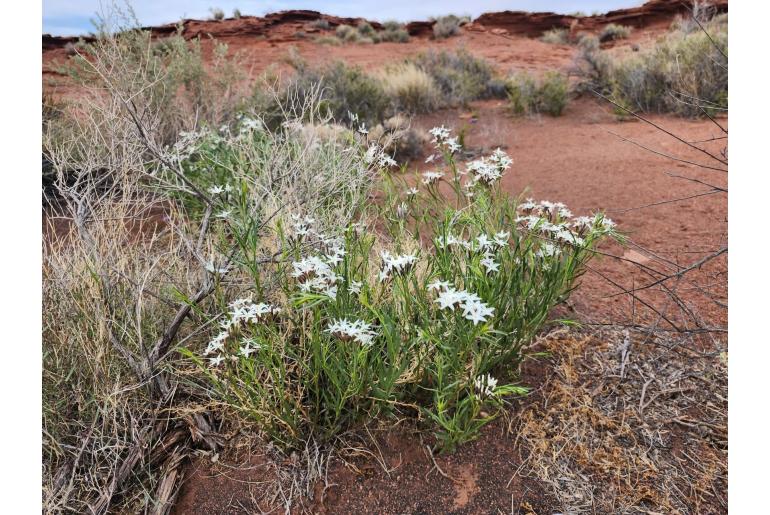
top-left (513, 329), bottom-right (727, 513)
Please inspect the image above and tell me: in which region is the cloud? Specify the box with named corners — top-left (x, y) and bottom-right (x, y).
top-left (43, 0), bottom-right (640, 36)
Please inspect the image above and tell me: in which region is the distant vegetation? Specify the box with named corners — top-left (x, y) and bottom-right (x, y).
top-left (575, 11), bottom-right (727, 116)
top-left (431, 14), bottom-right (469, 39)
top-left (540, 28), bottom-right (570, 45)
top-left (508, 71), bottom-right (569, 117)
top-left (318, 20), bottom-right (410, 45)
top-left (599, 23), bottom-right (632, 42)
top-left (209, 7), bottom-right (225, 20)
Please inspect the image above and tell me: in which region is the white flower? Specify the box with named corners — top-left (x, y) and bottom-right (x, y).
top-left (474, 373), bottom-right (498, 398)
top-left (205, 330), bottom-right (229, 355)
top-left (205, 261), bottom-right (229, 275)
top-left (429, 126), bottom-right (451, 144)
top-left (364, 144), bottom-right (380, 165)
top-left (462, 298), bottom-right (495, 325)
top-left (517, 199), bottom-right (538, 212)
top-left (493, 231), bottom-right (510, 247)
top-left (445, 137), bottom-right (462, 154)
top-left (209, 355), bottom-right (225, 367)
top-left (405, 187), bottom-right (419, 197)
top-left (379, 154), bottom-right (398, 168)
top-left (480, 255), bottom-right (500, 274)
top-left (208, 185), bottom-right (225, 195)
top-left (427, 279), bottom-right (452, 292)
top-left (421, 171), bottom-right (444, 185)
top-left (291, 256), bottom-right (340, 297)
top-left (425, 154), bottom-right (436, 163)
top-left (348, 280), bottom-right (363, 294)
top-left (326, 318), bottom-right (377, 346)
top-left (240, 117), bottom-right (262, 133)
top-left (537, 243), bottom-right (561, 258)
top-left (239, 345), bottom-right (257, 357)
top-left (216, 209), bottom-right (232, 219)
top-left (396, 202), bottom-right (409, 219)
top-left (434, 288), bottom-right (467, 310)
top-left (434, 287), bottom-right (494, 325)
top-left (379, 251), bottom-right (418, 282)
top-left (489, 148), bottom-right (513, 171)
top-left (467, 158), bottom-right (502, 185)
top-left (227, 299), bottom-right (281, 325)
top-left (358, 123), bottom-right (369, 135)
top-left (291, 214), bottom-right (316, 238)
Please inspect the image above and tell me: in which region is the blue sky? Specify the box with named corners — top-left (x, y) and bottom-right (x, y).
top-left (43, 1), bottom-right (642, 36)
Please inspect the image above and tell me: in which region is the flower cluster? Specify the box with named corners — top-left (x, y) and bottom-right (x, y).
top-left (205, 298), bottom-right (280, 366)
top-left (291, 214), bottom-right (316, 239)
top-left (326, 318), bottom-right (378, 346)
top-left (227, 298), bottom-right (281, 326)
top-left (379, 251), bottom-right (418, 282)
top-left (466, 148), bottom-right (513, 186)
top-left (364, 143), bottom-right (398, 168)
top-left (431, 282), bottom-right (495, 325)
top-left (292, 255), bottom-right (342, 298)
top-left (208, 183), bottom-right (233, 196)
top-left (422, 171), bottom-right (445, 186)
top-left (473, 373), bottom-right (499, 398)
top-left (429, 126), bottom-right (461, 153)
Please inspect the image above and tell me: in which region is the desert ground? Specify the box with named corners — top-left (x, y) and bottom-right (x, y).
top-left (42, 2), bottom-right (727, 513)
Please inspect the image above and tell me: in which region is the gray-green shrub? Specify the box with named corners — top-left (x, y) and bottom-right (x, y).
top-left (432, 15), bottom-right (467, 39)
top-left (414, 50), bottom-right (504, 106)
top-left (599, 23), bottom-right (632, 42)
top-left (576, 14), bottom-right (727, 116)
top-left (508, 71), bottom-right (569, 116)
top-left (209, 7), bottom-right (225, 20)
top-left (541, 28), bottom-right (569, 45)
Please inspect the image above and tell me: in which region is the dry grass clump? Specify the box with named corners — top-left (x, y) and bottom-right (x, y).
top-left (309, 18), bottom-right (330, 30)
top-left (508, 71), bottom-right (569, 117)
top-left (540, 28), bottom-right (570, 45)
top-left (378, 63), bottom-right (443, 114)
top-left (513, 329), bottom-right (727, 513)
top-left (599, 23), bottom-right (632, 42)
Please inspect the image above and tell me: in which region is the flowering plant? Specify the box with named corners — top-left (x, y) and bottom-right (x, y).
top-left (183, 123), bottom-right (619, 450)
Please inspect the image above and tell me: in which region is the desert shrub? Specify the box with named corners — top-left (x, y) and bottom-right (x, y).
top-left (576, 14), bottom-right (727, 116)
top-left (379, 63), bottom-right (443, 114)
top-left (367, 114), bottom-right (428, 161)
top-left (335, 24), bottom-right (359, 42)
top-left (432, 14), bottom-right (466, 39)
top-left (414, 50), bottom-right (504, 106)
top-left (270, 60), bottom-right (389, 127)
top-left (209, 7), bottom-right (225, 20)
top-left (508, 71), bottom-right (569, 116)
top-left (310, 18), bottom-right (330, 30)
top-left (357, 20), bottom-right (376, 38)
top-left (541, 28), bottom-right (569, 45)
top-left (233, 8), bottom-right (241, 19)
top-left (599, 23), bottom-right (632, 42)
top-left (316, 35), bottom-right (342, 46)
top-left (185, 126), bottom-right (618, 450)
top-left (62, 22), bottom-right (245, 147)
top-left (379, 21), bottom-right (410, 42)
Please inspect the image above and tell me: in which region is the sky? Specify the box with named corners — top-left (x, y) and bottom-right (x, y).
top-left (43, 0), bottom-right (642, 36)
